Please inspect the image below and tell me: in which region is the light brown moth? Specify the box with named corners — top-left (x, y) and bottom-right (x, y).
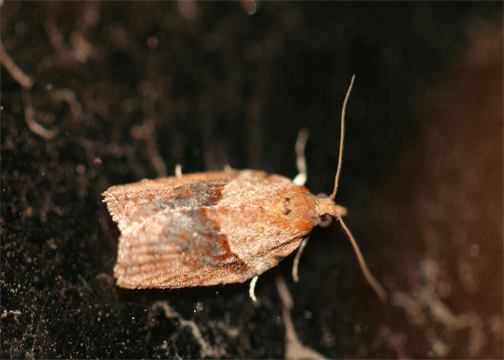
top-left (102, 76), bottom-right (387, 302)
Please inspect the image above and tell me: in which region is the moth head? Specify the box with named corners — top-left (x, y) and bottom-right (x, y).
top-left (315, 194), bottom-right (347, 227)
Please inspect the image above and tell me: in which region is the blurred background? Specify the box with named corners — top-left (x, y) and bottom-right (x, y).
top-left (2, 2), bottom-right (502, 358)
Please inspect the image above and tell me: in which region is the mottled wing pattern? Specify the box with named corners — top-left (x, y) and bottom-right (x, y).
top-left (104, 175), bottom-right (248, 288)
top-left (114, 204), bottom-right (253, 289)
top-left (103, 170), bottom-right (317, 289)
top-left (103, 170), bottom-right (241, 231)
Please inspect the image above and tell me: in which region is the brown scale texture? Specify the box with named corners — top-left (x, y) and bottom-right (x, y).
top-left (104, 170), bottom-right (321, 289)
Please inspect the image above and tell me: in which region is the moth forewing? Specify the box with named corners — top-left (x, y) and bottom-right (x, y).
top-left (103, 171), bottom-right (320, 289)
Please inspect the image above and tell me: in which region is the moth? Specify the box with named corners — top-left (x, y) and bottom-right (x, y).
top-left (103, 76), bottom-right (386, 302)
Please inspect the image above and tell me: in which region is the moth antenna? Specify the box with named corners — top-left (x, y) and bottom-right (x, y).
top-left (275, 268), bottom-right (294, 310)
top-left (249, 275), bottom-right (259, 302)
top-left (330, 75), bottom-right (355, 201)
top-left (337, 214), bottom-right (387, 302)
top-left (292, 236), bottom-right (310, 282)
top-left (175, 163), bottom-right (182, 178)
top-left (293, 128), bottom-right (309, 186)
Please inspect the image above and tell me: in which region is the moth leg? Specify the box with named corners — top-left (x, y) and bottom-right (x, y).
top-left (224, 164), bottom-right (233, 180)
top-left (292, 236), bottom-right (310, 282)
top-left (175, 163), bottom-right (182, 178)
top-left (293, 128), bottom-right (309, 186)
top-left (249, 275), bottom-right (259, 302)
top-left (275, 268), bottom-right (326, 360)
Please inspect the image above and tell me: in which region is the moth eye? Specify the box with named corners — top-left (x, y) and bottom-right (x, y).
top-left (319, 214), bottom-right (332, 227)
top-left (283, 208), bottom-right (292, 215)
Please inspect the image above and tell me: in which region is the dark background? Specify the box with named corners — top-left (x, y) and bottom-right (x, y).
top-left (2, 1), bottom-right (502, 358)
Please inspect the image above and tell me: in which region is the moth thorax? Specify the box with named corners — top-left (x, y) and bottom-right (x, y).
top-left (317, 197), bottom-right (348, 218)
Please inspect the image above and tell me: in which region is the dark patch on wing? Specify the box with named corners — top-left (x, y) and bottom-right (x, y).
top-left (129, 180), bottom-right (225, 223)
top-left (157, 207), bottom-right (249, 273)
top-left (282, 197), bottom-right (292, 215)
top-left (170, 181), bottom-right (226, 208)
